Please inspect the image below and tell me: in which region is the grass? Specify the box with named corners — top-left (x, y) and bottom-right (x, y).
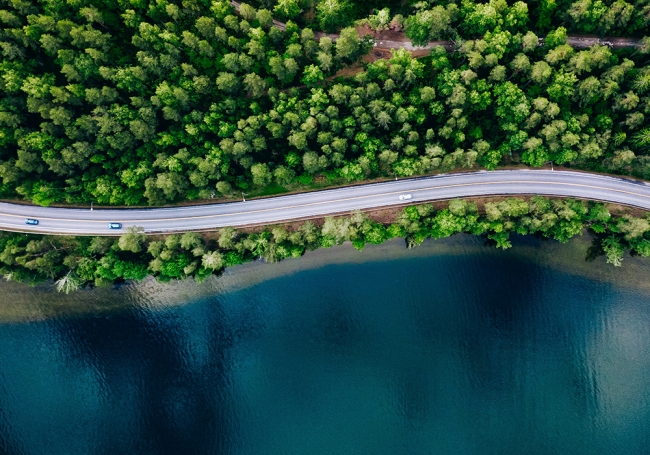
top-left (248, 182), bottom-right (291, 197)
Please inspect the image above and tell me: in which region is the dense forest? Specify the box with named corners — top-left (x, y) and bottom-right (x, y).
top-left (253, 0), bottom-right (650, 38)
top-left (0, 0), bottom-right (648, 206)
top-left (0, 197), bottom-right (647, 291)
top-left (2, 0), bottom-right (650, 289)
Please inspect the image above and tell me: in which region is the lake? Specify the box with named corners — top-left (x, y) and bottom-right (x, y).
top-left (1, 234), bottom-right (650, 455)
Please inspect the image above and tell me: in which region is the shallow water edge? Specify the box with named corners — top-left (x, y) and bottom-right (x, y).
top-left (0, 232), bottom-right (648, 323)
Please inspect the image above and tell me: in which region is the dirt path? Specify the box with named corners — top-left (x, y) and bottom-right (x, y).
top-left (229, 0), bottom-right (644, 54)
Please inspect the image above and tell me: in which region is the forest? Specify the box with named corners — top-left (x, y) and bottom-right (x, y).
top-left (0, 0), bottom-right (648, 206)
top-left (258, 0), bottom-right (650, 38)
top-left (0, 197), bottom-right (647, 291)
top-left (1, 0), bottom-right (650, 289)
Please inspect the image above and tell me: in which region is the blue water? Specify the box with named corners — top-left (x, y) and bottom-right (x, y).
top-left (1, 236), bottom-right (650, 454)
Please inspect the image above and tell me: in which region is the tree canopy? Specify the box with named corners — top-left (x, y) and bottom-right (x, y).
top-left (0, 0), bottom-right (648, 209)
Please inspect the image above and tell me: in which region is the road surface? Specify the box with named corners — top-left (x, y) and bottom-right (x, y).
top-left (2, 170), bottom-right (650, 235)
top-left (372, 35), bottom-right (643, 53)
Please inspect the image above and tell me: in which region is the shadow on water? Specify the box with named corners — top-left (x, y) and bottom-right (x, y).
top-left (584, 236), bottom-right (606, 262)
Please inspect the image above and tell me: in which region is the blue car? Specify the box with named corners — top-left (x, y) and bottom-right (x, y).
top-left (108, 223), bottom-right (122, 229)
top-left (25, 218), bottom-right (39, 225)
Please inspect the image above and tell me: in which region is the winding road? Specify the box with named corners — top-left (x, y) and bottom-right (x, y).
top-left (1, 170), bottom-right (650, 235)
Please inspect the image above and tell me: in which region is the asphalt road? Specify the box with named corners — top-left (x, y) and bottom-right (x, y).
top-left (1, 170), bottom-right (650, 235)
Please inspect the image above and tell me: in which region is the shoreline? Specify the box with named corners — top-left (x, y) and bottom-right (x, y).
top-left (1, 232), bottom-right (649, 323)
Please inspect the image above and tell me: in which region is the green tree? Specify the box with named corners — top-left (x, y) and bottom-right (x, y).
top-left (462, 0), bottom-right (506, 34)
top-left (335, 27), bottom-right (360, 61)
top-left (617, 216), bottom-right (650, 240)
top-left (251, 163), bottom-right (272, 187)
top-left (545, 27), bottom-right (568, 47)
top-left (405, 5), bottom-right (457, 46)
top-left (274, 166), bottom-right (295, 185)
top-left (302, 151), bottom-right (322, 174)
top-left (316, 0), bottom-right (353, 32)
top-left (201, 251), bottom-right (224, 270)
top-left (510, 53), bottom-right (530, 73)
top-left (634, 129), bottom-right (650, 149)
top-left (118, 226), bottom-right (147, 253)
top-left (243, 73), bottom-right (267, 98)
top-left (180, 232), bottom-right (202, 250)
top-left (216, 72), bottom-right (239, 93)
top-left (505, 2), bottom-right (529, 31)
top-left (216, 181), bottom-right (232, 195)
top-left (602, 235), bottom-right (624, 266)
top-left (238, 3), bottom-right (257, 21)
top-left (301, 65), bottom-right (325, 86)
top-left (274, 0), bottom-right (301, 21)
top-left (522, 31), bottom-right (539, 52)
top-left (530, 61), bottom-right (552, 84)
top-left (55, 271), bottom-right (82, 294)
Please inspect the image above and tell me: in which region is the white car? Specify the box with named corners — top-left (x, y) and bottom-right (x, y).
top-left (399, 194), bottom-right (413, 200)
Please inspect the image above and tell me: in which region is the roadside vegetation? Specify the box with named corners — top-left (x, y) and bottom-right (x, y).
top-left (1, 197), bottom-right (647, 291)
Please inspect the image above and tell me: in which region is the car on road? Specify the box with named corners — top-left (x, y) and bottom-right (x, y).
top-left (399, 194), bottom-right (413, 200)
top-left (25, 218), bottom-right (39, 225)
top-left (108, 222), bottom-right (122, 229)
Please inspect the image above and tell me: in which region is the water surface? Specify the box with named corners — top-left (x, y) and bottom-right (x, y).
top-left (1, 235), bottom-right (650, 454)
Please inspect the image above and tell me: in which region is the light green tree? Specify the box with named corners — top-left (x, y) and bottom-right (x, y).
top-left (405, 5), bottom-right (457, 46)
top-left (617, 216), bottom-right (650, 240)
top-left (201, 251), bottom-right (224, 270)
top-left (118, 226), bottom-right (147, 253)
top-left (216, 181), bottom-right (232, 195)
top-left (218, 227), bottom-right (237, 249)
top-left (274, 0), bottom-right (300, 21)
top-left (239, 2), bottom-right (257, 21)
top-left (335, 27), bottom-right (360, 61)
top-left (256, 9), bottom-right (273, 29)
top-left (317, 0), bottom-right (353, 32)
top-left (216, 72), bottom-right (239, 93)
top-left (243, 73), bottom-right (267, 98)
top-left (602, 236), bottom-right (624, 266)
top-left (56, 271), bottom-right (82, 294)
top-left (251, 163), bottom-right (272, 186)
top-left (274, 165), bottom-right (295, 185)
top-left (301, 65), bottom-right (325, 86)
top-left (180, 232), bottom-right (202, 250)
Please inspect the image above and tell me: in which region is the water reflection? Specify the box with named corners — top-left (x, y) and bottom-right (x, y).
top-left (0, 235), bottom-right (650, 454)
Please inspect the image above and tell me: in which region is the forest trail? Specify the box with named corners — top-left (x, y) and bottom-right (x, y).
top-left (229, 0), bottom-right (644, 56)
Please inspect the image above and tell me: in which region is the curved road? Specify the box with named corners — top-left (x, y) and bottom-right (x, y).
top-left (1, 170), bottom-right (650, 235)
